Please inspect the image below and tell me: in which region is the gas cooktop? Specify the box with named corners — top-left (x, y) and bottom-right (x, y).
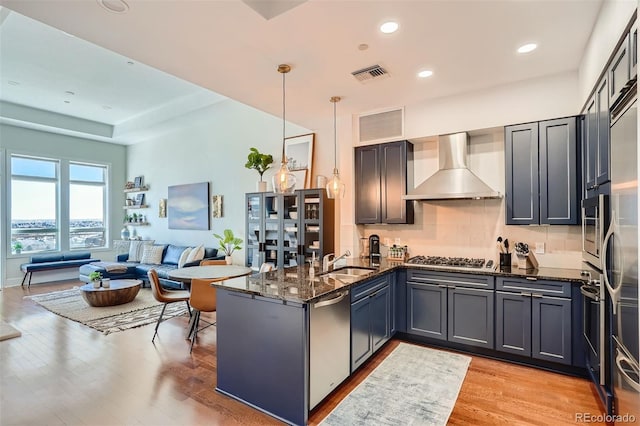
top-left (405, 255), bottom-right (489, 270)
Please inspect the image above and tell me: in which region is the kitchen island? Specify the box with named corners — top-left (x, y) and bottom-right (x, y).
top-left (212, 258), bottom-right (591, 425)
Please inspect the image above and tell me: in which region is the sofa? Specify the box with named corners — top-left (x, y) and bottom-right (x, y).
top-left (79, 243), bottom-right (223, 289)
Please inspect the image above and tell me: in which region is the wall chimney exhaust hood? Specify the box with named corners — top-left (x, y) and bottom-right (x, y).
top-left (403, 132), bottom-right (501, 200)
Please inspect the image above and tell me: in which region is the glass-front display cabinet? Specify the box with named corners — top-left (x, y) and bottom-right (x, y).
top-left (245, 189), bottom-right (334, 271)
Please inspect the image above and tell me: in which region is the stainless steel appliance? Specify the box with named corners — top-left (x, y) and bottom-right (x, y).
top-left (580, 270), bottom-right (613, 414)
top-left (582, 194), bottom-right (609, 270)
top-left (604, 83), bottom-right (640, 422)
top-left (309, 290), bottom-right (350, 409)
top-left (369, 234), bottom-right (380, 264)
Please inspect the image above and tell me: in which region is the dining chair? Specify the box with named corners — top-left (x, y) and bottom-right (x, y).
top-left (259, 262), bottom-right (275, 272)
top-left (200, 259), bottom-right (227, 266)
top-left (188, 277), bottom-right (222, 353)
top-left (148, 269), bottom-right (191, 343)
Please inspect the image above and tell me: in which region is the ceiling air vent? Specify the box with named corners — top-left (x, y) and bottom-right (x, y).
top-left (358, 108), bottom-right (404, 143)
top-left (351, 64), bottom-right (389, 84)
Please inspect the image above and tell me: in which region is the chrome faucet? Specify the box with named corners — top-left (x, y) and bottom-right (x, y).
top-left (323, 250), bottom-right (351, 272)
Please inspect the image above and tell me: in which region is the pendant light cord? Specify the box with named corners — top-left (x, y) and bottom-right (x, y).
top-left (281, 70), bottom-right (286, 160)
top-left (333, 100), bottom-right (337, 170)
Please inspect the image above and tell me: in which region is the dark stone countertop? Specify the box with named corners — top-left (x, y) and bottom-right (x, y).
top-left (211, 257), bottom-right (596, 304)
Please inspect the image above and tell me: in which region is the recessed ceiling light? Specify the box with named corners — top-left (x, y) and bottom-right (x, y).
top-left (8, 80), bottom-right (20, 86)
top-left (65, 91), bottom-right (75, 96)
top-left (418, 70), bottom-right (433, 78)
top-left (64, 100), bottom-right (71, 104)
top-left (127, 61), bottom-right (135, 65)
top-left (517, 43), bottom-right (537, 54)
top-left (380, 21), bottom-right (399, 34)
top-left (97, 0), bottom-right (129, 14)
top-left (358, 43), bottom-right (369, 51)
top-left (102, 105), bottom-right (112, 110)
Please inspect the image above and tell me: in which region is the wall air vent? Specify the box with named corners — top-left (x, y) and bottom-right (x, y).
top-left (351, 64), bottom-right (390, 84)
top-left (358, 107), bottom-right (404, 143)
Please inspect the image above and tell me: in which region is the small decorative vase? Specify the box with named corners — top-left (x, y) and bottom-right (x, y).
top-left (130, 227), bottom-right (137, 239)
top-left (225, 256), bottom-right (232, 265)
top-left (92, 280), bottom-right (100, 289)
top-left (121, 227), bottom-right (130, 240)
top-left (257, 180), bottom-right (267, 192)
top-left (102, 279), bottom-right (110, 288)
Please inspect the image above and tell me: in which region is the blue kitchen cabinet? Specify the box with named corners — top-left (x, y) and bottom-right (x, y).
top-left (505, 116), bottom-right (579, 225)
top-left (406, 270), bottom-right (494, 349)
top-left (350, 274), bottom-right (391, 372)
top-left (496, 277), bottom-right (573, 365)
top-left (583, 76), bottom-right (610, 199)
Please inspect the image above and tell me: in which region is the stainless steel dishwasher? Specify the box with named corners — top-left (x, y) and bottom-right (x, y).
top-left (309, 290), bottom-right (350, 409)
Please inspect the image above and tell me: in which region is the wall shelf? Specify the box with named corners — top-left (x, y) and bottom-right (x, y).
top-left (124, 222), bottom-right (149, 226)
top-left (122, 205), bottom-right (148, 209)
top-left (124, 186), bottom-right (149, 193)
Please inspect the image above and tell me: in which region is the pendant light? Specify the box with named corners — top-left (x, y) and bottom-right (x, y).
top-left (272, 64), bottom-right (297, 194)
top-left (326, 96), bottom-right (345, 199)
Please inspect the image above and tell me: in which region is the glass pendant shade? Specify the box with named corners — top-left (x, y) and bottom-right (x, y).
top-left (326, 95), bottom-right (346, 199)
top-left (326, 168), bottom-right (345, 199)
top-left (272, 161), bottom-right (296, 194)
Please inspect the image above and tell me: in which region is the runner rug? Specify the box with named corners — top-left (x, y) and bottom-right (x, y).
top-left (320, 342), bottom-right (471, 426)
top-left (25, 287), bottom-right (188, 335)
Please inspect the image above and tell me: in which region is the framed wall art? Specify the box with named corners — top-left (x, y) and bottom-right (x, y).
top-left (211, 195), bottom-right (223, 218)
top-left (284, 132), bottom-right (314, 188)
top-left (168, 182), bottom-right (210, 230)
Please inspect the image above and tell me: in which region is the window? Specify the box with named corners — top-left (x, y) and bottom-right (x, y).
top-left (9, 155), bottom-right (109, 254)
top-left (10, 156), bottom-right (59, 253)
top-left (69, 163), bottom-right (107, 249)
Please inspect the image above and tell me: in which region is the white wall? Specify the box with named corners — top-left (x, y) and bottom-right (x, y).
top-left (338, 72), bottom-right (585, 268)
top-left (0, 123), bottom-right (126, 286)
top-left (126, 99), bottom-right (309, 264)
top-left (578, 0), bottom-right (636, 108)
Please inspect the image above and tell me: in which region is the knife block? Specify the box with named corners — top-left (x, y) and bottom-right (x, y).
top-left (516, 252), bottom-right (538, 270)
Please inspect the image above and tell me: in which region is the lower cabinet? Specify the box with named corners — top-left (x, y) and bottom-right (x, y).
top-left (406, 270), bottom-right (495, 349)
top-left (496, 277), bottom-right (572, 365)
top-left (351, 274), bottom-right (391, 372)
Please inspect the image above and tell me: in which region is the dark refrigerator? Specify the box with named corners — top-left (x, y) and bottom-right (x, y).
top-left (604, 82), bottom-right (640, 422)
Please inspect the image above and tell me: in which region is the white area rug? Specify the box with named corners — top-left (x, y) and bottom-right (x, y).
top-left (0, 321), bottom-right (22, 341)
top-left (320, 343), bottom-right (471, 426)
top-left (25, 287), bottom-right (188, 335)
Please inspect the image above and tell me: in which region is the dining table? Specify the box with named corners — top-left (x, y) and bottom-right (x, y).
top-left (167, 264), bottom-right (253, 283)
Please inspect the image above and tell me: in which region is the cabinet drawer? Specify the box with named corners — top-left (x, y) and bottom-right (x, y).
top-left (351, 274), bottom-right (390, 302)
top-left (496, 277), bottom-right (572, 298)
top-left (407, 269), bottom-right (494, 290)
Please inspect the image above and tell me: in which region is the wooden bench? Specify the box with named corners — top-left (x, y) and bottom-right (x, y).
top-left (20, 251), bottom-right (100, 287)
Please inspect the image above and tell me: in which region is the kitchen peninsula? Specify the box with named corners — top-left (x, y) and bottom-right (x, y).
top-left (212, 259), bottom-right (591, 425)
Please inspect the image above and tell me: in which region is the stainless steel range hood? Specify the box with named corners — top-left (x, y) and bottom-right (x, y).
top-left (403, 132), bottom-right (501, 200)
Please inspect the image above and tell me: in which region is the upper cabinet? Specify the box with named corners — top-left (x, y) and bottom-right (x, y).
top-left (505, 116), bottom-right (579, 225)
top-left (354, 140), bottom-right (414, 225)
top-left (608, 18), bottom-right (637, 108)
top-left (583, 76), bottom-right (610, 198)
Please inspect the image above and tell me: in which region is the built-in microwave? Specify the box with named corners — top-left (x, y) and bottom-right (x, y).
top-left (582, 194), bottom-right (609, 270)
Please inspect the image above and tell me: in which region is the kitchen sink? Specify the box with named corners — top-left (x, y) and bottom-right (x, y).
top-left (331, 267), bottom-right (376, 276)
top-left (320, 266), bottom-right (376, 283)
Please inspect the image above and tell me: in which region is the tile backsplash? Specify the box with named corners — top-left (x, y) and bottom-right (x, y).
top-left (357, 198), bottom-right (583, 269)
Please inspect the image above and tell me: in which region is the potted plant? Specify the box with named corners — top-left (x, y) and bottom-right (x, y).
top-left (12, 241), bottom-right (23, 254)
top-left (245, 147), bottom-right (273, 192)
top-left (89, 271), bottom-right (102, 288)
top-left (132, 213), bottom-right (138, 223)
top-left (213, 229), bottom-right (243, 264)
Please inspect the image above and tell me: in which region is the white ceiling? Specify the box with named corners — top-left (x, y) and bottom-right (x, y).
top-left (0, 0), bottom-right (604, 144)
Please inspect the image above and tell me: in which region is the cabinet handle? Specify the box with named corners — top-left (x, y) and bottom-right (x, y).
top-left (525, 277), bottom-right (538, 281)
top-left (520, 292), bottom-right (532, 297)
top-left (531, 293), bottom-right (543, 298)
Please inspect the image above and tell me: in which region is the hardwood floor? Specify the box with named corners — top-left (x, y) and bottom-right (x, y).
top-left (2, 281), bottom-right (605, 425)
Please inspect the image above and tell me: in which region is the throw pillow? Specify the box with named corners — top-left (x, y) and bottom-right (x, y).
top-left (185, 244), bottom-right (205, 264)
top-left (128, 240), bottom-right (154, 262)
top-left (178, 247), bottom-right (193, 268)
top-left (140, 245), bottom-right (165, 265)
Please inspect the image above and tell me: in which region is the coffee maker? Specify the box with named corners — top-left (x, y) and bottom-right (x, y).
top-left (369, 234), bottom-right (381, 264)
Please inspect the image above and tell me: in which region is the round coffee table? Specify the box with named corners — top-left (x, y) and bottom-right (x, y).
top-left (79, 279), bottom-right (142, 307)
